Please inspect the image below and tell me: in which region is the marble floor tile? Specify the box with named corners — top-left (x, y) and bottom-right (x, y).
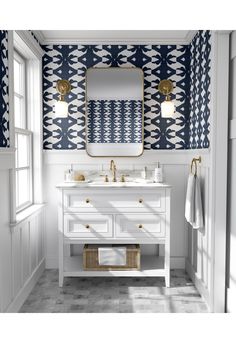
top-left (19, 269), bottom-right (209, 313)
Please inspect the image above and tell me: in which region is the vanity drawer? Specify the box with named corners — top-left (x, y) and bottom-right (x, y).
top-left (64, 190), bottom-right (166, 212)
top-left (115, 213), bottom-right (166, 238)
top-left (64, 214), bottom-right (113, 238)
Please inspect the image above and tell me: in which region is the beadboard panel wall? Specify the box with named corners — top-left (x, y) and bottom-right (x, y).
top-left (227, 30), bottom-right (236, 312)
top-left (186, 162), bottom-right (211, 305)
top-left (0, 162), bottom-right (45, 313)
top-left (7, 207), bottom-right (45, 312)
top-left (0, 169), bottom-right (12, 311)
top-left (43, 150), bottom-right (211, 282)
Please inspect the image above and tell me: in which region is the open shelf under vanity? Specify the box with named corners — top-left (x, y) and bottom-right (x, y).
top-left (64, 255), bottom-right (166, 278)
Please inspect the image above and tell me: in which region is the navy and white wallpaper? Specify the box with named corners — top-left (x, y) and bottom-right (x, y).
top-left (87, 99), bottom-right (142, 143)
top-left (0, 31), bottom-right (211, 151)
top-left (189, 30), bottom-right (211, 149)
top-left (42, 44), bottom-right (191, 150)
top-left (0, 30), bottom-right (9, 148)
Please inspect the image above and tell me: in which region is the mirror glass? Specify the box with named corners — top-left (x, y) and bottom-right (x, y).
top-left (86, 68), bottom-right (144, 157)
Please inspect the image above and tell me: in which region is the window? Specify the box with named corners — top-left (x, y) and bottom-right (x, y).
top-left (14, 51), bottom-right (33, 212)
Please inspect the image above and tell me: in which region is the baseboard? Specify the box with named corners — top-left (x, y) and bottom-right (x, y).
top-left (46, 255), bottom-right (185, 269)
top-left (170, 257), bottom-right (185, 269)
top-left (45, 256), bottom-right (58, 269)
top-left (6, 258), bottom-right (45, 313)
top-left (185, 258), bottom-right (210, 310)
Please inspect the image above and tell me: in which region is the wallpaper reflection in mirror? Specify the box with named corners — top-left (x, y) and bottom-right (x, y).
top-left (86, 68), bottom-right (143, 156)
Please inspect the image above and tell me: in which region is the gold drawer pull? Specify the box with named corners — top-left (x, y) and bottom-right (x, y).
top-left (139, 199), bottom-right (143, 203)
top-left (85, 199), bottom-right (90, 203)
top-left (85, 224), bottom-right (90, 229)
top-left (138, 224), bottom-right (143, 229)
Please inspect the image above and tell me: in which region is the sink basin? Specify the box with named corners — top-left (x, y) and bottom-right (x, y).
top-left (90, 181), bottom-right (137, 186)
top-left (90, 180), bottom-right (155, 187)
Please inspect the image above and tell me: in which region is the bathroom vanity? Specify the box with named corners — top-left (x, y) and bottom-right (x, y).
top-left (57, 181), bottom-right (171, 287)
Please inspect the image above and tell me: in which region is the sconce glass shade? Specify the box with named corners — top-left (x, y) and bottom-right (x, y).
top-left (54, 80), bottom-right (71, 118)
top-left (54, 100), bottom-right (69, 118)
top-left (158, 79), bottom-right (175, 118)
top-left (161, 99), bottom-right (175, 118)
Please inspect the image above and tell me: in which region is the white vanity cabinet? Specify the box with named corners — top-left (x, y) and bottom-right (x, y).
top-left (57, 184), bottom-right (171, 287)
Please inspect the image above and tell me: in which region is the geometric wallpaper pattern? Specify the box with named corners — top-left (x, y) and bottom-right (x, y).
top-left (0, 30), bottom-right (9, 148)
top-left (87, 100), bottom-right (143, 143)
top-left (189, 30), bottom-right (211, 149)
top-left (42, 44), bottom-right (192, 150)
top-left (0, 30), bottom-right (211, 150)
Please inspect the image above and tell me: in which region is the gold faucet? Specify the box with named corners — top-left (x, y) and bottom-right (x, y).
top-left (110, 160), bottom-right (117, 182)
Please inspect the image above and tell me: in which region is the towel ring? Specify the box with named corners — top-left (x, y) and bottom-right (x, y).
top-left (191, 156), bottom-right (201, 176)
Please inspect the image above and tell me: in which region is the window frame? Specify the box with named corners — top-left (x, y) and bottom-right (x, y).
top-left (14, 50), bottom-right (27, 130)
top-left (14, 50), bottom-right (34, 213)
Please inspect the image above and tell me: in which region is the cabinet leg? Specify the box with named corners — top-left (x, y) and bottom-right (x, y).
top-left (64, 244), bottom-right (71, 257)
top-left (59, 272), bottom-right (64, 287)
top-left (165, 273), bottom-right (170, 288)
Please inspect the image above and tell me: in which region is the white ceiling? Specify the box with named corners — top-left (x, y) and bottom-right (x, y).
top-left (33, 30), bottom-right (197, 45)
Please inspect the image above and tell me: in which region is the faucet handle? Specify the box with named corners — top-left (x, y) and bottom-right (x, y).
top-left (120, 174), bottom-right (130, 182)
top-left (100, 174), bottom-right (109, 182)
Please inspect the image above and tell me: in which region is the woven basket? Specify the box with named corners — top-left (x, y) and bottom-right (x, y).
top-left (83, 244), bottom-right (140, 271)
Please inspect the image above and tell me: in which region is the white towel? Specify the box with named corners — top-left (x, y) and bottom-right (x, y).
top-left (185, 174), bottom-right (195, 224)
top-left (192, 176), bottom-right (204, 229)
top-left (185, 174), bottom-right (204, 230)
top-left (98, 247), bottom-right (127, 265)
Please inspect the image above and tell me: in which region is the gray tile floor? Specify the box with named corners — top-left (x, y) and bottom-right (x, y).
top-left (19, 269), bottom-right (209, 313)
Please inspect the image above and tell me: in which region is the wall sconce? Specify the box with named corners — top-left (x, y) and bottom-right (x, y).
top-left (158, 79), bottom-right (175, 118)
top-left (54, 80), bottom-right (71, 117)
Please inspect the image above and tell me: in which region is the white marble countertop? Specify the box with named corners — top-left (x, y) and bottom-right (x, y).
top-left (56, 180), bottom-right (172, 189)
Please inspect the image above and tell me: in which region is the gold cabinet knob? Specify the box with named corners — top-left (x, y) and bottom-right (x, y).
top-left (85, 224), bottom-right (90, 229)
top-left (139, 199), bottom-right (143, 203)
top-left (138, 224), bottom-right (143, 229)
top-left (85, 199), bottom-right (90, 203)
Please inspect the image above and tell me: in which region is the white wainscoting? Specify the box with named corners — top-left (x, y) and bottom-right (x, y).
top-left (6, 206), bottom-right (45, 313)
top-left (227, 30), bottom-right (236, 313)
top-left (185, 162), bottom-right (211, 305)
top-left (0, 168), bottom-right (12, 312)
top-left (43, 149), bottom-right (212, 308)
top-left (0, 156), bottom-right (45, 313)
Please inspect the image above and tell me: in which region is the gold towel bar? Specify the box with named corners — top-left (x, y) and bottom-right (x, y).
top-left (191, 156), bottom-right (202, 176)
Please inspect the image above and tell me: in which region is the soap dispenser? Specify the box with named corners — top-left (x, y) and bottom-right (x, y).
top-left (141, 166), bottom-right (147, 179)
top-left (154, 162), bottom-right (163, 183)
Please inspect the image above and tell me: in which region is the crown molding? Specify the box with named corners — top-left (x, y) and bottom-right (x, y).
top-left (32, 30), bottom-right (198, 46)
top-left (186, 30), bottom-right (198, 43)
top-left (32, 30), bottom-right (45, 45)
top-left (14, 31), bottom-right (44, 57)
